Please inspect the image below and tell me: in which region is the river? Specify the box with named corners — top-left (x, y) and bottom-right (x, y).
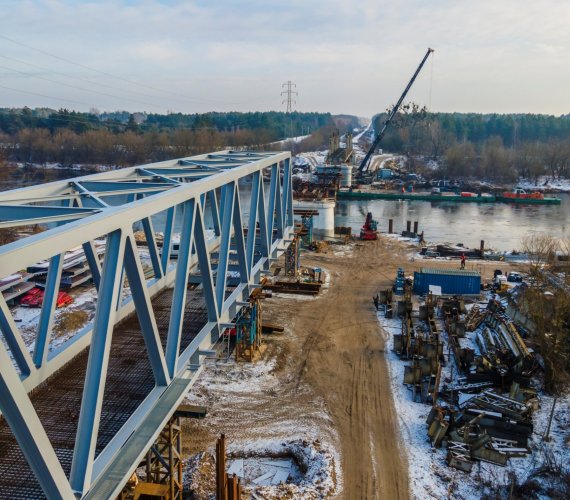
top-left (335, 194), bottom-right (570, 252)
top-left (3, 166), bottom-right (569, 252)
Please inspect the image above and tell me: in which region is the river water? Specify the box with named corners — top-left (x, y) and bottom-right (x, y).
top-left (4, 167), bottom-right (569, 252)
top-left (335, 194), bottom-right (570, 252)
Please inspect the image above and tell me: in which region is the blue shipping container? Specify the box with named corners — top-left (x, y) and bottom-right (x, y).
top-left (413, 267), bottom-right (481, 296)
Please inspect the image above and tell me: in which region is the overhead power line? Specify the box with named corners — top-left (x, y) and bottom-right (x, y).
top-left (0, 54), bottom-right (171, 103)
top-left (0, 83), bottom-right (96, 108)
top-left (0, 64), bottom-right (166, 111)
top-left (0, 34), bottom-right (240, 106)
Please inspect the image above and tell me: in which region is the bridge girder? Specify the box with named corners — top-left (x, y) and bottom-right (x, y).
top-left (0, 150), bottom-right (294, 498)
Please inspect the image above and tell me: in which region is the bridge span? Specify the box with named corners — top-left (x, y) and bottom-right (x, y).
top-left (0, 150), bottom-right (294, 498)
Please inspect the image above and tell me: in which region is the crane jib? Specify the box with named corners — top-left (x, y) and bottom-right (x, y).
top-left (359, 48), bottom-right (434, 173)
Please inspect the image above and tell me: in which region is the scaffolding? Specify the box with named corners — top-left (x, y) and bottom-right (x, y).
top-left (142, 416), bottom-right (183, 499)
top-left (285, 236), bottom-right (300, 276)
top-left (235, 296), bottom-right (262, 362)
top-left (117, 406), bottom-right (207, 500)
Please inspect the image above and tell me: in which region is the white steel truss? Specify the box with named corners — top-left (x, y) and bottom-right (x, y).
top-left (0, 150), bottom-right (294, 498)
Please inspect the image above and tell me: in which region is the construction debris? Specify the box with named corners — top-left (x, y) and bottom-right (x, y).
top-left (380, 268), bottom-right (544, 474)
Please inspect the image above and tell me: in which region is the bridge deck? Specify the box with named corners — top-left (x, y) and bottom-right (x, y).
top-left (0, 287), bottom-right (208, 498)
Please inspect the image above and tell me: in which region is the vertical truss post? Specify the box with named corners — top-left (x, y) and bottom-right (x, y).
top-left (246, 171), bottom-right (260, 273)
top-left (33, 252), bottom-right (64, 368)
top-left (274, 163), bottom-right (284, 239)
top-left (216, 183), bottom-right (235, 311)
top-left (161, 206), bottom-right (175, 274)
top-left (256, 173), bottom-right (269, 266)
top-left (267, 164), bottom-right (278, 246)
top-left (165, 199), bottom-right (196, 378)
top-left (282, 158), bottom-right (292, 228)
top-left (70, 229), bottom-right (126, 494)
top-left (141, 216), bottom-right (163, 280)
top-left (232, 185), bottom-right (249, 284)
top-left (193, 204), bottom-right (218, 323)
top-left (82, 241), bottom-right (102, 290)
top-left (208, 189), bottom-right (221, 236)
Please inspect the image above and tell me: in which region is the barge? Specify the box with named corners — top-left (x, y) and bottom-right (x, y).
top-left (338, 189), bottom-right (561, 205)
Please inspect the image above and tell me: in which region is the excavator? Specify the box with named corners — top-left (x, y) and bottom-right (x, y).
top-left (357, 48), bottom-right (434, 178)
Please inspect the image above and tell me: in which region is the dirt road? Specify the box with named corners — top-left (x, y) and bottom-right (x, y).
top-left (278, 240), bottom-right (410, 500)
top-left (183, 236), bottom-right (518, 497)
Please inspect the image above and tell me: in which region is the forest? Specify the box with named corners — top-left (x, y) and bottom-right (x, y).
top-left (0, 108), bottom-right (341, 167)
top-left (373, 110), bottom-right (570, 181)
top-left (2, 106), bottom-right (570, 184)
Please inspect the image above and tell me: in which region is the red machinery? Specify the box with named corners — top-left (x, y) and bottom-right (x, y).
top-left (20, 287), bottom-right (74, 308)
top-left (360, 212), bottom-right (379, 240)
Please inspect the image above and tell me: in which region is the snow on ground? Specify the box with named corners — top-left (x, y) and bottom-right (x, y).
top-left (377, 303), bottom-right (570, 499)
top-left (227, 438), bottom-right (339, 498)
top-left (353, 121), bottom-right (372, 143)
top-left (7, 247), bottom-right (153, 356)
top-left (519, 176), bottom-right (570, 192)
top-left (271, 135), bottom-right (311, 146)
top-left (183, 324), bottom-right (341, 498)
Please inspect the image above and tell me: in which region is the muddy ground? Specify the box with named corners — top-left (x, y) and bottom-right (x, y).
top-left (183, 237), bottom-right (520, 499)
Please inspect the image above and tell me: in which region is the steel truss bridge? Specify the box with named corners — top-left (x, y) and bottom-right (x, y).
top-left (0, 151), bottom-right (294, 498)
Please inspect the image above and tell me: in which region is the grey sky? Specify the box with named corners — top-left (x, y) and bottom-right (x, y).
top-left (1, 0), bottom-right (569, 117)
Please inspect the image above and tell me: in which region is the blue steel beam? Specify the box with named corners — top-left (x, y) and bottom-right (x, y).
top-left (0, 341), bottom-right (74, 499)
top-left (165, 199), bottom-right (196, 378)
top-left (0, 150), bottom-right (294, 498)
top-left (141, 216), bottom-right (163, 280)
top-left (32, 253), bottom-right (64, 368)
top-left (70, 230), bottom-right (126, 494)
top-left (160, 206), bottom-right (175, 274)
top-left (231, 185), bottom-right (249, 285)
top-left (215, 183), bottom-right (235, 310)
top-left (246, 171), bottom-right (260, 273)
top-left (78, 180), bottom-right (174, 194)
top-left (0, 204), bottom-right (100, 228)
top-left (123, 236), bottom-right (170, 387)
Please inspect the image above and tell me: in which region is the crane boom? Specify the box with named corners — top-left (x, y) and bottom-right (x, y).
top-left (359, 48), bottom-right (434, 172)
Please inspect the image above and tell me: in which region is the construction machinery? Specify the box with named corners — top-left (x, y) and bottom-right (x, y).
top-left (360, 212), bottom-right (379, 240)
top-left (358, 48), bottom-right (434, 177)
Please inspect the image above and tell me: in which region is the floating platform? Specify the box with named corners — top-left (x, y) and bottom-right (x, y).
top-left (338, 190), bottom-right (561, 205)
top-left (495, 195), bottom-right (561, 204)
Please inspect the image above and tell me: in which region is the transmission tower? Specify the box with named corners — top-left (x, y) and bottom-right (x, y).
top-left (281, 81), bottom-right (297, 113)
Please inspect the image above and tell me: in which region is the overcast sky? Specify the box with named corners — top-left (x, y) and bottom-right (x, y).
top-left (1, 0), bottom-right (569, 117)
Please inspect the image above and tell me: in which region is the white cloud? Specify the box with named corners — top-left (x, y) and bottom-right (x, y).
top-left (0, 0), bottom-right (568, 115)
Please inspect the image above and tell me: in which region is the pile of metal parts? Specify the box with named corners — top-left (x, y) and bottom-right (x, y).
top-left (428, 382), bottom-right (537, 472)
top-left (428, 296), bottom-right (539, 472)
top-left (386, 279), bottom-right (541, 473)
top-left (393, 292), bottom-right (444, 404)
top-left (446, 298), bottom-right (536, 384)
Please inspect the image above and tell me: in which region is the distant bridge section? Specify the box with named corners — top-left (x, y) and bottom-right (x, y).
top-left (0, 151), bottom-right (294, 498)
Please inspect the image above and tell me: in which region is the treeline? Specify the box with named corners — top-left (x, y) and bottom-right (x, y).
top-left (373, 111), bottom-right (570, 181)
top-left (0, 108), bottom-right (337, 166)
top-left (0, 107), bottom-right (333, 137)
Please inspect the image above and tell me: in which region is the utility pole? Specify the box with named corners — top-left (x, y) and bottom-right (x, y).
top-left (281, 81), bottom-right (297, 113)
